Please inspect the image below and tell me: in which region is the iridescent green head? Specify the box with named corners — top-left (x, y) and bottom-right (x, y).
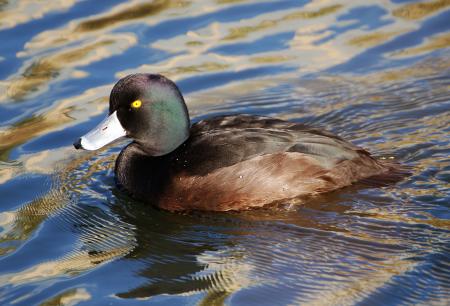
top-left (74, 74), bottom-right (190, 156)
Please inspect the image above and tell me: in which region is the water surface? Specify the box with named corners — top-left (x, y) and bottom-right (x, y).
top-left (0, 0), bottom-right (449, 305)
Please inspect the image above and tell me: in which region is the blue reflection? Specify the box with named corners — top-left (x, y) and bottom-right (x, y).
top-left (141, 0), bottom-right (305, 44)
top-left (210, 32), bottom-right (295, 56)
top-left (0, 0), bottom-right (124, 79)
top-left (329, 9), bottom-right (450, 73)
top-left (316, 5), bottom-right (392, 45)
top-left (178, 65), bottom-right (296, 94)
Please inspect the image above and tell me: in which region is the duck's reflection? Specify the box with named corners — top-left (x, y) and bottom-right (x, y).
top-left (110, 193), bottom-right (238, 299)
top-left (108, 173), bottom-right (449, 305)
top-left (107, 185), bottom-right (387, 301)
top-left (0, 172), bottom-right (437, 305)
top-left (0, 146), bottom-right (429, 304)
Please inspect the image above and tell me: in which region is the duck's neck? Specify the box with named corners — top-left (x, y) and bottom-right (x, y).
top-left (115, 142), bottom-right (171, 201)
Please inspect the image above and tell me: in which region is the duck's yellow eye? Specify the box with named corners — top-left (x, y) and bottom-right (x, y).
top-left (131, 100), bottom-right (142, 109)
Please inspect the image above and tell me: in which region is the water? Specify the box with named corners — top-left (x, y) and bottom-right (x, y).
top-left (0, 0), bottom-right (449, 305)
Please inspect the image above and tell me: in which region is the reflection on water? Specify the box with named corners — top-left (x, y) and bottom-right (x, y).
top-left (392, 0), bottom-right (450, 20)
top-left (4, 34), bottom-right (136, 102)
top-left (0, 0), bottom-right (77, 30)
top-left (0, 0), bottom-right (449, 305)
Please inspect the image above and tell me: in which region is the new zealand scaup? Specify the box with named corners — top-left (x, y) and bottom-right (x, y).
top-left (74, 74), bottom-right (405, 211)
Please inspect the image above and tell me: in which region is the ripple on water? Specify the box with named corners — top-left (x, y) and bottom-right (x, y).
top-left (1, 68), bottom-right (449, 304)
top-left (0, 0), bottom-right (450, 305)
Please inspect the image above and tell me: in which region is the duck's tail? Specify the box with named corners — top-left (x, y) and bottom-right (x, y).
top-left (359, 158), bottom-right (411, 187)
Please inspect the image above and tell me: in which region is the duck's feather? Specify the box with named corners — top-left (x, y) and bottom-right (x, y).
top-left (115, 115), bottom-right (402, 211)
top-left (176, 115), bottom-right (367, 175)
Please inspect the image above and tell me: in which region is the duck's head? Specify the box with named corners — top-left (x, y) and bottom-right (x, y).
top-left (73, 74), bottom-right (190, 156)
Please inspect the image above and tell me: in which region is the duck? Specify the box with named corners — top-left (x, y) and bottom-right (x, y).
top-left (73, 73), bottom-right (404, 211)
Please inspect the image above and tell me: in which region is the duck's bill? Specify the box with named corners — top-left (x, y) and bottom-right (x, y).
top-left (73, 111), bottom-right (126, 150)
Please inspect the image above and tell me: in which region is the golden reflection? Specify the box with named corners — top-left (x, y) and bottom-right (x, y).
top-left (71, 70), bottom-right (89, 79)
top-left (373, 112), bottom-right (450, 151)
top-left (40, 288), bottom-right (91, 306)
top-left (0, 1), bottom-right (448, 302)
top-left (348, 31), bottom-right (403, 48)
top-left (125, 0), bottom-right (418, 91)
top-left (195, 250), bottom-right (255, 299)
top-left (250, 55), bottom-right (295, 64)
top-left (0, 190), bottom-right (69, 256)
top-left (0, 0), bottom-right (76, 30)
top-left (187, 73), bottom-right (296, 109)
top-left (0, 151), bottom-right (135, 281)
top-left (223, 19), bottom-right (276, 41)
top-left (117, 47), bottom-right (232, 82)
top-left (3, 33), bottom-right (136, 102)
top-left (393, 33), bottom-right (450, 57)
top-left (0, 148), bottom-right (67, 186)
top-left (361, 208), bottom-right (450, 230)
top-left (198, 291), bottom-right (231, 306)
top-left (196, 203), bottom-right (444, 305)
top-left (301, 256), bottom-right (417, 305)
top-left (161, 62), bottom-right (230, 79)
top-left (0, 85), bottom-right (110, 162)
top-left (365, 56), bottom-right (450, 83)
top-left (186, 40), bottom-right (205, 46)
top-left (284, 4), bottom-right (342, 19)
top-left (392, 0), bottom-right (450, 20)
top-left (0, 116), bottom-right (60, 160)
top-left (24, 0), bottom-right (189, 52)
top-left (0, 152), bottom-right (100, 255)
top-left (74, 0), bottom-right (189, 32)
top-left (289, 24), bottom-right (349, 71)
top-left (223, 4), bottom-right (342, 40)
top-left (2, 246), bottom-right (131, 286)
top-left (216, 0), bottom-right (250, 4)
top-left (130, 5), bottom-right (347, 88)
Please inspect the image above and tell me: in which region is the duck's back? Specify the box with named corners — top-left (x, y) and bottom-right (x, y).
top-left (116, 115), bottom-right (401, 211)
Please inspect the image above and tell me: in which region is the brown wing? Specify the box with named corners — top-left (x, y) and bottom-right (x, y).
top-left (158, 150), bottom-right (391, 212)
top-left (176, 115), bottom-right (368, 176)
